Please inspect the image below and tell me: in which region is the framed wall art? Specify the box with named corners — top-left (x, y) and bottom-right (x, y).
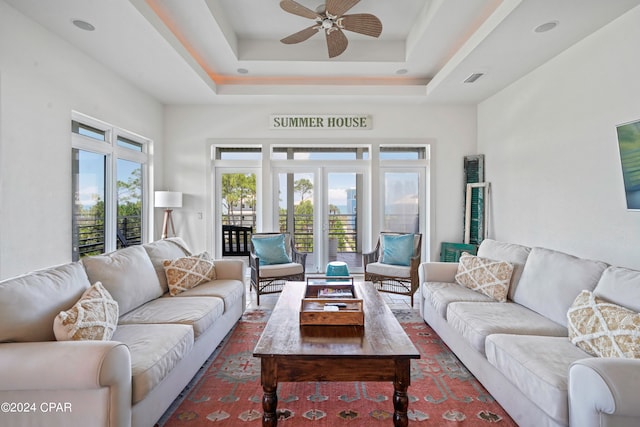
top-left (616, 119), bottom-right (640, 210)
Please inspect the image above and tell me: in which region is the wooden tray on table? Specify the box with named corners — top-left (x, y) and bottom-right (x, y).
top-left (300, 277), bottom-right (364, 326)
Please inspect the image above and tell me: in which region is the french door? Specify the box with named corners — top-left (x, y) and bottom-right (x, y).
top-left (211, 143), bottom-right (430, 265)
top-left (274, 167), bottom-right (368, 274)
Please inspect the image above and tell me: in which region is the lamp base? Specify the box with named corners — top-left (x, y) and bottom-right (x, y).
top-left (161, 209), bottom-right (176, 239)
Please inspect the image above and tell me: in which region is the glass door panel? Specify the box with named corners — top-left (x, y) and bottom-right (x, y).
top-left (326, 172), bottom-right (362, 272)
top-left (278, 172), bottom-right (315, 272)
top-left (116, 158), bottom-right (143, 248)
top-left (72, 149), bottom-right (106, 260)
top-left (220, 172), bottom-right (256, 257)
top-left (383, 172), bottom-right (420, 233)
top-left (221, 172), bottom-right (256, 229)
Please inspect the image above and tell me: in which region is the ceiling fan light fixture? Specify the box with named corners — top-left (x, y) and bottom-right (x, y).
top-left (279, 0), bottom-right (382, 58)
top-left (321, 18), bottom-right (334, 30)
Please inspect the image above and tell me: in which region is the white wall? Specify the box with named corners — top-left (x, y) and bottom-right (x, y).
top-left (478, 6), bottom-right (640, 269)
top-left (163, 103), bottom-right (477, 260)
top-left (0, 1), bottom-right (164, 279)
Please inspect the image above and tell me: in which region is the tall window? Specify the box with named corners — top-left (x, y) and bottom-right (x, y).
top-left (71, 114), bottom-right (151, 260)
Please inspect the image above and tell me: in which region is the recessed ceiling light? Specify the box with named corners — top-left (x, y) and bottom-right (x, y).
top-left (534, 21), bottom-right (558, 33)
top-left (237, 68), bottom-right (249, 74)
top-left (395, 69), bottom-right (408, 75)
top-left (72, 19), bottom-right (95, 31)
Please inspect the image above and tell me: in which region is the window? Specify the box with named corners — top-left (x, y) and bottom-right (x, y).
top-left (216, 147), bottom-right (262, 160)
top-left (71, 114), bottom-right (151, 260)
top-left (272, 146), bottom-right (369, 160)
top-left (380, 146), bottom-right (427, 160)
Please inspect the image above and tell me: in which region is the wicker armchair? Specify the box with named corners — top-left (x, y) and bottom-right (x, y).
top-left (249, 232), bottom-right (307, 305)
top-left (363, 232), bottom-right (422, 306)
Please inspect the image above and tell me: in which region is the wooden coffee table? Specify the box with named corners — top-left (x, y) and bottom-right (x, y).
top-left (253, 281), bottom-right (420, 427)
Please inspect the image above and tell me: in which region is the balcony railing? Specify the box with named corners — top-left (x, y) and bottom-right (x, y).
top-left (75, 215), bottom-right (142, 258)
top-left (222, 212), bottom-right (358, 254)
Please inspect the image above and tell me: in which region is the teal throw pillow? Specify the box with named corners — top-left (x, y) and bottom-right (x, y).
top-left (252, 234), bottom-right (291, 266)
top-left (381, 234), bottom-right (414, 266)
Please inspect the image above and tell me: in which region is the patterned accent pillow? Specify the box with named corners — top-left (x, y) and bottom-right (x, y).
top-left (53, 281), bottom-right (119, 341)
top-left (567, 290), bottom-right (640, 358)
top-left (455, 252), bottom-right (514, 302)
top-left (163, 252), bottom-right (216, 296)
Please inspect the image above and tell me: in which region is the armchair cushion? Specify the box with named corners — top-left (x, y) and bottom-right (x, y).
top-left (258, 262), bottom-right (304, 278)
top-left (366, 262), bottom-right (410, 278)
top-left (381, 233), bottom-right (414, 266)
top-left (252, 234), bottom-right (292, 266)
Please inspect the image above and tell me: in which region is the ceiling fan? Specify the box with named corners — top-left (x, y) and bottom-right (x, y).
top-left (279, 0), bottom-right (383, 58)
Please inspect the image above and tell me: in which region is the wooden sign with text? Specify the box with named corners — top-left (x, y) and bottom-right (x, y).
top-left (270, 114), bottom-right (372, 130)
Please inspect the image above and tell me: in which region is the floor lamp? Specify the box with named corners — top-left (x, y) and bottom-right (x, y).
top-left (155, 191), bottom-right (183, 239)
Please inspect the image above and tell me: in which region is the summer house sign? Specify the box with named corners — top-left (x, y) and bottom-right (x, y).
top-left (270, 114), bottom-right (372, 130)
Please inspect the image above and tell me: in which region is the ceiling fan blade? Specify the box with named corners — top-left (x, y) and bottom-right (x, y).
top-left (326, 0), bottom-right (360, 17)
top-left (326, 28), bottom-right (348, 58)
top-left (340, 13), bottom-right (382, 38)
top-left (281, 25), bottom-right (320, 44)
top-left (279, 0), bottom-right (319, 20)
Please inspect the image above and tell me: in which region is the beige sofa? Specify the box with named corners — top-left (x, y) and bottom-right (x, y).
top-left (0, 238), bottom-right (245, 427)
top-left (419, 239), bottom-right (640, 427)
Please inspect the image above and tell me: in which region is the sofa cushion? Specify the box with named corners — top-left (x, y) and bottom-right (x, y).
top-left (568, 290), bottom-right (640, 358)
top-left (512, 247), bottom-right (608, 327)
top-left (168, 279), bottom-right (245, 312)
top-left (112, 323), bottom-right (194, 404)
top-left (118, 296), bottom-right (224, 338)
top-left (486, 334), bottom-right (591, 425)
top-left (422, 282), bottom-right (495, 318)
top-left (447, 301), bottom-right (567, 356)
top-left (476, 239), bottom-right (531, 300)
top-left (143, 237), bottom-right (191, 294)
top-left (163, 252), bottom-right (216, 296)
top-left (83, 245), bottom-right (163, 316)
top-left (0, 262), bottom-right (91, 342)
top-left (593, 266), bottom-right (640, 312)
top-left (53, 282), bottom-right (119, 341)
top-left (455, 253), bottom-right (514, 302)
top-left (365, 262), bottom-right (410, 278)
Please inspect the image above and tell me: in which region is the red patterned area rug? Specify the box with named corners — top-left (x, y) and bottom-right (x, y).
top-left (158, 309), bottom-right (516, 426)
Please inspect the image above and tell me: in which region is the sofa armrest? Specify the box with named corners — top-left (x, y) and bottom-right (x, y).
top-left (418, 262), bottom-right (459, 284)
top-left (212, 259), bottom-right (245, 281)
top-left (0, 341), bottom-right (131, 426)
top-left (569, 357), bottom-right (640, 427)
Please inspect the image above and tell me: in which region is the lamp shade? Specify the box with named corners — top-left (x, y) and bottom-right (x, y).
top-left (155, 191), bottom-right (182, 208)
